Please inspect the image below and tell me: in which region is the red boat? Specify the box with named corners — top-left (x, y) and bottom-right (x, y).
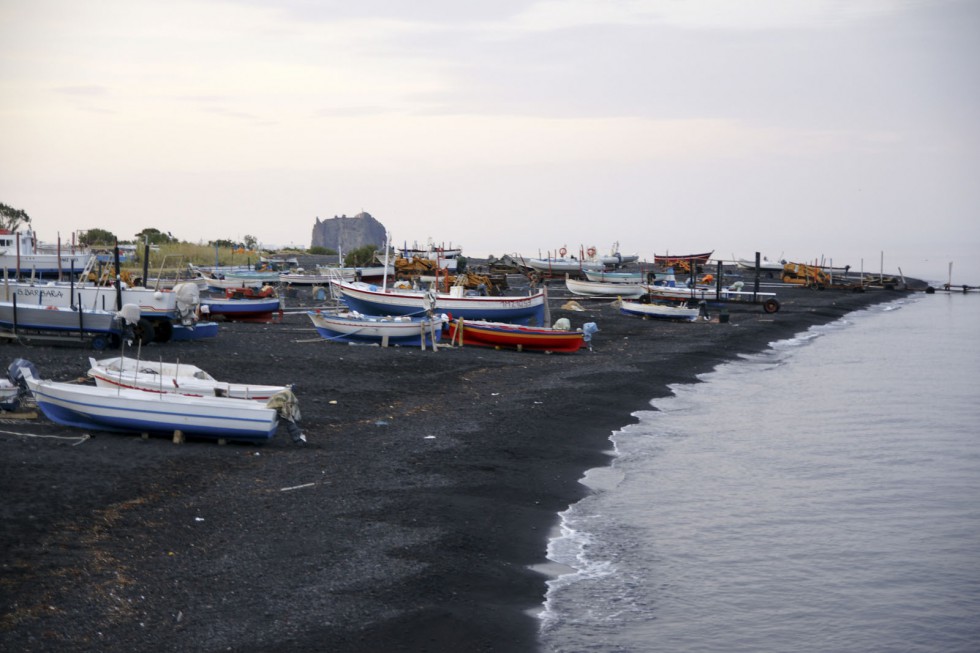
top-left (446, 319), bottom-right (585, 353)
top-left (654, 251), bottom-right (714, 267)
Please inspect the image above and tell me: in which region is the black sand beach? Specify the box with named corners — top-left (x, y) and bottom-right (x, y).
top-left (0, 279), bottom-right (915, 652)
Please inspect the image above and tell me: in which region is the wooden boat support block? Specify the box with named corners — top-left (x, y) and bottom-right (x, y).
top-left (0, 410), bottom-right (39, 419)
top-left (173, 430), bottom-right (185, 444)
top-left (218, 438), bottom-right (227, 446)
top-left (381, 334), bottom-right (390, 348)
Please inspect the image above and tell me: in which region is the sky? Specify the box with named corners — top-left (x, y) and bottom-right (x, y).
top-left (1, 0), bottom-right (978, 283)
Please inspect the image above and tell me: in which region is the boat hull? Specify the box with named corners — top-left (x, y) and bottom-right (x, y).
top-left (170, 321), bottom-right (219, 341)
top-left (565, 277), bottom-right (645, 298)
top-left (333, 281), bottom-right (546, 325)
top-left (308, 311), bottom-right (445, 345)
top-left (526, 258), bottom-right (604, 274)
top-left (201, 297), bottom-right (281, 321)
top-left (447, 320), bottom-right (584, 353)
top-left (619, 300), bottom-right (700, 321)
top-left (25, 374), bottom-right (279, 441)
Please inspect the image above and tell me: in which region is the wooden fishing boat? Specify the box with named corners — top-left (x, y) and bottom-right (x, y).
top-left (308, 310), bottom-right (446, 346)
top-left (331, 280), bottom-right (546, 325)
top-left (565, 275), bottom-right (646, 298)
top-left (654, 251), bottom-right (714, 267)
top-left (20, 367), bottom-right (280, 441)
top-left (446, 318), bottom-right (585, 353)
top-left (619, 299), bottom-right (701, 321)
top-left (87, 356), bottom-right (290, 400)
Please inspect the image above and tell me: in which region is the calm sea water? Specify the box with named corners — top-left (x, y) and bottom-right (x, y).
top-left (539, 292), bottom-right (980, 653)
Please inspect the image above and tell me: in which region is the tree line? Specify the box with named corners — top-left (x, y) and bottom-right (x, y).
top-left (1, 201), bottom-right (259, 250)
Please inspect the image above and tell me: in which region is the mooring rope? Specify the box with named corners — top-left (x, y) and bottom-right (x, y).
top-left (0, 429), bottom-right (90, 445)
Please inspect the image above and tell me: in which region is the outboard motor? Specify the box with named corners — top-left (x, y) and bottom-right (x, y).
top-left (8, 358), bottom-right (39, 390)
top-left (582, 322), bottom-right (599, 350)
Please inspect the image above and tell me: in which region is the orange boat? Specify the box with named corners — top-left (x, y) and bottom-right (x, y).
top-left (446, 319), bottom-right (586, 353)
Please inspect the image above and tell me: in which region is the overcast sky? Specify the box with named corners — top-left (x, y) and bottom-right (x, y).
top-left (1, 0), bottom-right (977, 282)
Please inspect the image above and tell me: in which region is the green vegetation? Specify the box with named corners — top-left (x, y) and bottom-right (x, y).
top-left (0, 202), bottom-right (31, 231)
top-left (135, 227), bottom-right (178, 245)
top-left (79, 228), bottom-right (117, 246)
top-left (344, 245), bottom-right (378, 267)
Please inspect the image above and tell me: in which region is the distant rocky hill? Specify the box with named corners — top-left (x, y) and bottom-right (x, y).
top-left (311, 212), bottom-right (387, 252)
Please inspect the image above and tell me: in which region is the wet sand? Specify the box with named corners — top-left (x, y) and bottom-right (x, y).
top-left (0, 279), bottom-right (914, 652)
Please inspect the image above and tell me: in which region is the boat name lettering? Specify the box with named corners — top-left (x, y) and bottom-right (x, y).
top-left (15, 288), bottom-right (66, 299)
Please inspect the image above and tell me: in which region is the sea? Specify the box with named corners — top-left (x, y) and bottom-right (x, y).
top-left (538, 290), bottom-right (980, 653)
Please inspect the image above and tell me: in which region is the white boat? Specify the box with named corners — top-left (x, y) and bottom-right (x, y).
top-left (0, 300), bottom-right (130, 349)
top-left (584, 269), bottom-right (646, 283)
top-left (332, 280), bottom-right (546, 325)
top-left (308, 310), bottom-right (447, 346)
top-left (736, 258), bottom-right (785, 273)
top-left (192, 270), bottom-right (268, 291)
top-left (526, 257), bottom-right (604, 274)
top-left (642, 283), bottom-right (714, 301)
top-left (565, 275), bottom-right (646, 298)
top-left (20, 366), bottom-right (281, 442)
top-left (0, 230), bottom-right (94, 277)
top-left (0, 279), bottom-right (201, 343)
top-left (87, 356), bottom-right (290, 400)
top-left (316, 264), bottom-right (395, 280)
top-left (619, 299), bottom-right (700, 321)
top-left (598, 243), bottom-right (639, 267)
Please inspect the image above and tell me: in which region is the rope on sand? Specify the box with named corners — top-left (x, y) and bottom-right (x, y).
top-left (0, 429), bottom-right (90, 445)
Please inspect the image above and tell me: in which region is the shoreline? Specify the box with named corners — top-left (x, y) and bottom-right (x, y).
top-left (0, 281), bottom-right (918, 652)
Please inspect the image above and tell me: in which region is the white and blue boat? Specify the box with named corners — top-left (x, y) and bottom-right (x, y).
top-left (331, 280), bottom-right (546, 325)
top-left (308, 310), bottom-right (447, 346)
top-left (20, 366), bottom-right (280, 442)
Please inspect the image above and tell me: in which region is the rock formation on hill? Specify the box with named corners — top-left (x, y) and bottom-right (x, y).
top-left (311, 212), bottom-right (387, 252)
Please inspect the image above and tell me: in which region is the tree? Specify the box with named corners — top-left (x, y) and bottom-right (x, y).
top-left (0, 202), bottom-right (31, 231)
top-left (243, 234), bottom-right (258, 250)
top-left (308, 246), bottom-right (336, 255)
top-left (135, 228), bottom-right (177, 245)
top-left (79, 228), bottom-right (117, 246)
top-left (209, 238), bottom-right (238, 248)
